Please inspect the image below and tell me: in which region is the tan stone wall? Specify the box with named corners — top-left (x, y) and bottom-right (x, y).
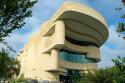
top-left (17, 2), bottom-right (108, 81)
top-left (17, 20), bottom-right (100, 81)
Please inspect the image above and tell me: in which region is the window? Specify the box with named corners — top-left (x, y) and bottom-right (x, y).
top-left (59, 50), bottom-right (96, 63)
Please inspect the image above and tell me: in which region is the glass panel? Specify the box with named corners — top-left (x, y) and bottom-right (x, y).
top-left (59, 50), bottom-right (96, 63)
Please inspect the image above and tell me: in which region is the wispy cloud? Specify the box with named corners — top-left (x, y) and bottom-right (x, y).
top-left (98, 25), bottom-right (125, 68)
top-left (106, 25), bottom-right (125, 49)
top-left (0, 17), bottom-right (41, 55)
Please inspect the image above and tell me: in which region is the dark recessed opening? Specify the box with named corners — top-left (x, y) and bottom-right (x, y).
top-left (66, 36), bottom-right (98, 47)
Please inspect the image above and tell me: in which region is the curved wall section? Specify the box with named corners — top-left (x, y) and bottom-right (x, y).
top-left (59, 59), bottom-right (98, 70)
top-left (64, 40), bottom-right (100, 60)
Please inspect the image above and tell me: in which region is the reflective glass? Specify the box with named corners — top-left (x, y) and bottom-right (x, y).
top-left (59, 50), bottom-right (96, 63)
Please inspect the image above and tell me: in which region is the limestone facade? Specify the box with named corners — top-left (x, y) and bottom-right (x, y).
top-left (17, 2), bottom-right (109, 82)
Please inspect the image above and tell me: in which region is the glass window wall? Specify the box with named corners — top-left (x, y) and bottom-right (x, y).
top-left (59, 50), bottom-right (96, 63)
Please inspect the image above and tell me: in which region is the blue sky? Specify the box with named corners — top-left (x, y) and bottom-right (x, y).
top-left (1, 0), bottom-right (125, 68)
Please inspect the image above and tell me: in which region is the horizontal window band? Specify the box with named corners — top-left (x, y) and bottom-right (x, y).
top-left (59, 50), bottom-right (97, 64)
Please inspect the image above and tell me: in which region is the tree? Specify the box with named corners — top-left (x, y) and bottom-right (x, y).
top-left (116, 0), bottom-right (125, 38)
top-left (122, 0), bottom-right (125, 5)
top-left (73, 56), bottom-right (125, 83)
top-left (117, 23), bottom-right (125, 33)
top-left (0, 48), bottom-right (12, 77)
top-left (0, 48), bottom-right (20, 78)
top-left (0, 0), bottom-right (37, 42)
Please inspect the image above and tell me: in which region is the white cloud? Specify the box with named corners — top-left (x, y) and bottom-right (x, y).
top-left (98, 25), bottom-right (125, 68)
top-left (106, 25), bottom-right (125, 49)
top-left (26, 17), bottom-right (41, 29)
top-left (0, 16), bottom-right (41, 55)
top-left (98, 45), bottom-right (125, 68)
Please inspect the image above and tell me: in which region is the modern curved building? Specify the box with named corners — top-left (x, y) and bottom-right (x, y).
top-left (17, 2), bottom-right (109, 82)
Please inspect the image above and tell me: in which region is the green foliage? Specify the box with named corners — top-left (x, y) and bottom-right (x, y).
top-left (73, 56), bottom-right (125, 83)
top-left (117, 22), bottom-right (125, 33)
top-left (0, 48), bottom-right (11, 77)
top-left (0, 0), bottom-right (37, 42)
top-left (2, 40), bottom-right (16, 52)
top-left (10, 78), bottom-right (27, 83)
top-left (0, 48), bottom-right (19, 78)
top-left (116, 1), bottom-right (125, 34)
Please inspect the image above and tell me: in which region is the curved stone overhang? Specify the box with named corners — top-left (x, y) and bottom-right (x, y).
top-left (40, 2), bottom-right (109, 47)
top-left (58, 11), bottom-right (108, 47)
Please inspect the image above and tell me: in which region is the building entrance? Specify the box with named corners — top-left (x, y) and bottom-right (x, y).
top-left (60, 75), bottom-right (72, 83)
top-left (59, 69), bottom-right (79, 83)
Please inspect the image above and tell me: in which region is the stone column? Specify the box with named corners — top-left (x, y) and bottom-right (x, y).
top-left (54, 20), bottom-right (65, 48)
